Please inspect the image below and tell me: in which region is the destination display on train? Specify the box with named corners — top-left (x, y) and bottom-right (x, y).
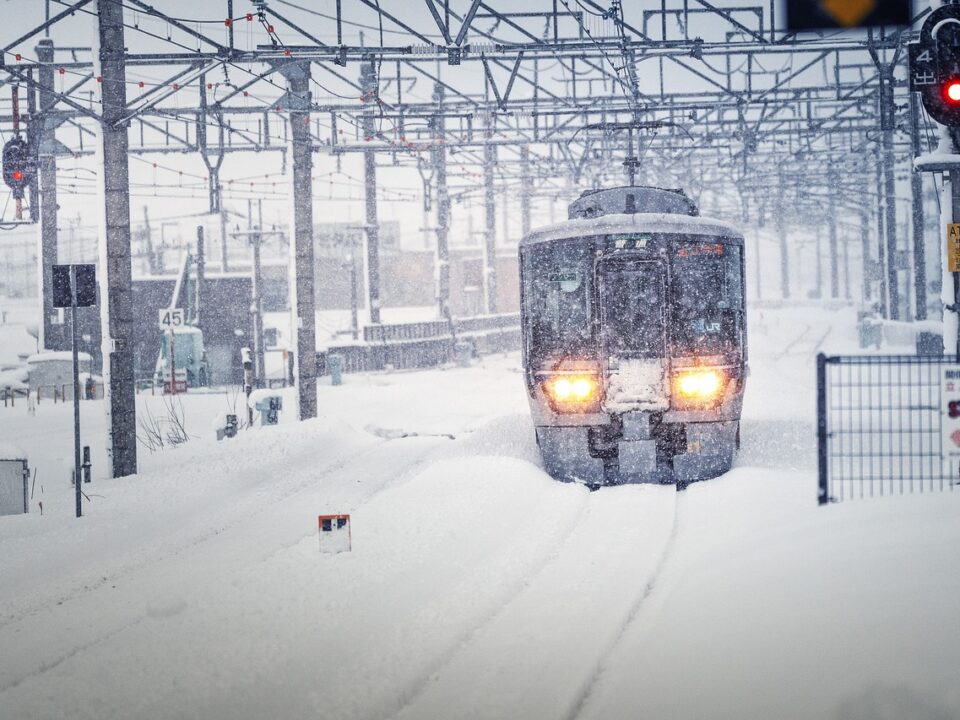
top-left (606, 233), bottom-right (655, 251)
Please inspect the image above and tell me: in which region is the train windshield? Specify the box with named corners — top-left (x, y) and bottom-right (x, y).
top-left (670, 241), bottom-right (743, 356)
top-left (522, 239), bottom-right (594, 361)
top-left (598, 260), bottom-right (665, 358)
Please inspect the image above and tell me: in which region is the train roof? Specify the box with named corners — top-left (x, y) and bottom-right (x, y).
top-left (519, 212), bottom-right (744, 248)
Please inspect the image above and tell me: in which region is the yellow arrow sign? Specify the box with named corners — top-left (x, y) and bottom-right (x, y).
top-left (820, 0), bottom-right (876, 28)
top-left (948, 224), bottom-right (960, 273)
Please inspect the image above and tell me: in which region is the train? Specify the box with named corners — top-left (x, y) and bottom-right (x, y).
top-left (519, 186), bottom-right (747, 488)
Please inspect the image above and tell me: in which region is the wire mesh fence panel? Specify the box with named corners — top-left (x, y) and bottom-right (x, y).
top-left (818, 354), bottom-right (959, 504)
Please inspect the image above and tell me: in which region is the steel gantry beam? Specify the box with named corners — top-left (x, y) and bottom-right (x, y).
top-left (0, 0), bottom-right (934, 433)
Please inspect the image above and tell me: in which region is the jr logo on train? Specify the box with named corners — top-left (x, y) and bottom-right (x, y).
top-left (519, 186), bottom-right (747, 488)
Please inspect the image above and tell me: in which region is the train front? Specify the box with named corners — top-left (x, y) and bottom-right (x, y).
top-left (519, 187), bottom-right (747, 488)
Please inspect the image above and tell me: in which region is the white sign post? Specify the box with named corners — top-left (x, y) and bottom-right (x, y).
top-left (158, 308), bottom-right (185, 395)
top-left (940, 366), bottom-right (960, 475)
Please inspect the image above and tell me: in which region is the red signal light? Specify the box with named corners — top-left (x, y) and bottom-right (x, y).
top-left (945, 80), bottom-right (960, 104)
top-left (11, 170), bottom-right (22, 182)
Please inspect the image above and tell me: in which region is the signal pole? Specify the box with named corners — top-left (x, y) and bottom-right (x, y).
top-left (909, 4), bottom-right (960, 354)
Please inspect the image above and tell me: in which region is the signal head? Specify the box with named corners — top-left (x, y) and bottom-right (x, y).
top-left (946, 79), bottom-right (960, 104)
top-left (2, 136), bottom-right (30, 198)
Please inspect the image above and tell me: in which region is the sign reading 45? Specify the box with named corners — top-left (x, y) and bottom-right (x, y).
top-left (158, 308), bottom-right (185, 329)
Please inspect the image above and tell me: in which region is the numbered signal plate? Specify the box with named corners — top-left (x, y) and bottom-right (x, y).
top-left (158, 308), bottom-right (186, 329)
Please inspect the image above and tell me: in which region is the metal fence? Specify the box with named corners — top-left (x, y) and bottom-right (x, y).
top-left (321, 314), bottom-right (521, 375)
top-left (817, 353), bottom-right (959, 505)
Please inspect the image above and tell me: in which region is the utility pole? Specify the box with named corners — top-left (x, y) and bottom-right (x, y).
top-left (349, 246), bottom-right (359, 340)
top-left (841, 215), bottom-right (851, 301)
top-left (814, 226), bottom-right (824, 299)
top-left (878, 59), bottom-right (900, 319)
top-left (283, 61), bottom-right (317, 420)
top-left (195, 226), bottom-right (205, 329)
top-left (776, 172), bottom-right (790, 299)
top-left (484, 129), bottom-right (497, 314)
top-left (909, 91), bottom-right (928, 320)
top-left (431, 83), bottom-right (451, 322)
top-left (250, 224), bottom-right (265, 389)
top-left (520, 145), bottom-right (532, 237)
top-left (860, 210), bottom-right (872, 305)
top-left (362, 61), bottom-right (381, 324)
top-left (93, 0), bottom-right (137, 477)
top-left (142, 206), bottom-right (157, 275)
top-left (874, 147), bottom-right (889, 317)
top-left (219, 194), bottom-right (229, 273)
top-left (36, 37), bottom-right (58, 352)
top-left (828, 167), bottom-right (839, 299)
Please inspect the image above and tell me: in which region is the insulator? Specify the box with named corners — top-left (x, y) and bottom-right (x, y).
top-left (410, 43), bottom-right (439, 56)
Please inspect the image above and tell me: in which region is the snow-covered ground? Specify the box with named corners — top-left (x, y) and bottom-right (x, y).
top-left (0, 302), bottom-right (958, 720)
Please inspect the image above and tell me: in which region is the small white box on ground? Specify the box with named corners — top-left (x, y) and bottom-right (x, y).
top-left (318, 514), bottom-right (351, 554)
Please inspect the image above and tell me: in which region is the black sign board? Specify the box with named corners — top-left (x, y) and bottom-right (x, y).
top-left (786, 0), bottom-right (911, 32)
top-left (52, 264), bottom-right (97, 308)
top-left (909, 4), bottom-right (960, 128)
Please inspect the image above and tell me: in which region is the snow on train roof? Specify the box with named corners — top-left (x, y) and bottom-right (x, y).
top-left (519, 212), bottom-right (743, 247)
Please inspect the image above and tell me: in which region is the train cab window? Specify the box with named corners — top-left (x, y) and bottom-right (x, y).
top-left (598, 260), bottom-right (665, 358)
top-left (522, 240), bottom-right (594, 360)
top-left (670, 241), bottom-right (743, 357)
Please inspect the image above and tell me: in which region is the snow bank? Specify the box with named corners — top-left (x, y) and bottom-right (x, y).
top-left (246, 387), bottom-right (284, 409)
top-left (0, 440), bottom-right (26, 459)
top-left (579, 471), bottom-right (960, 720)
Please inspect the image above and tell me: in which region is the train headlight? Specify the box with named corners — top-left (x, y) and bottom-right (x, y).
top-left (672, 368), bottom-right (725, 407)
top-left (543, 374), bottom-right (600, 412)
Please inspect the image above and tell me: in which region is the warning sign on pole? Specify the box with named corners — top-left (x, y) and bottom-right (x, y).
top-left (948, 224), bottom-right (960, 272)
top-left (940, 367), bottom-right (960, 473)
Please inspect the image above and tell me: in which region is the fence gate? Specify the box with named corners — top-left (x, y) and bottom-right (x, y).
top-left (817, 354), bottom-right (960, 504)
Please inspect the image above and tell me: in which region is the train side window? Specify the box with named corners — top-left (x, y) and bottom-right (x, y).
top-left (725, 245), bottom-right (743, 307)
top-left (523, 241), bottom-right (594, 360)
top-left (671, 239), bottom-right (742, 356)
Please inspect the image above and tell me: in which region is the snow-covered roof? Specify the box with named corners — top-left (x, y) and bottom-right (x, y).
top-left (0, 367), bottom-right (28, 389)
top-left (26, 351), bottom-right (93, 364)
top-left (519, 212), bottom-right (743, 248)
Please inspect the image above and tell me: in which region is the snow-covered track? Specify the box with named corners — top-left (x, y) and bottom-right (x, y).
top-left (391, 485), bottom-right (680, 720)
